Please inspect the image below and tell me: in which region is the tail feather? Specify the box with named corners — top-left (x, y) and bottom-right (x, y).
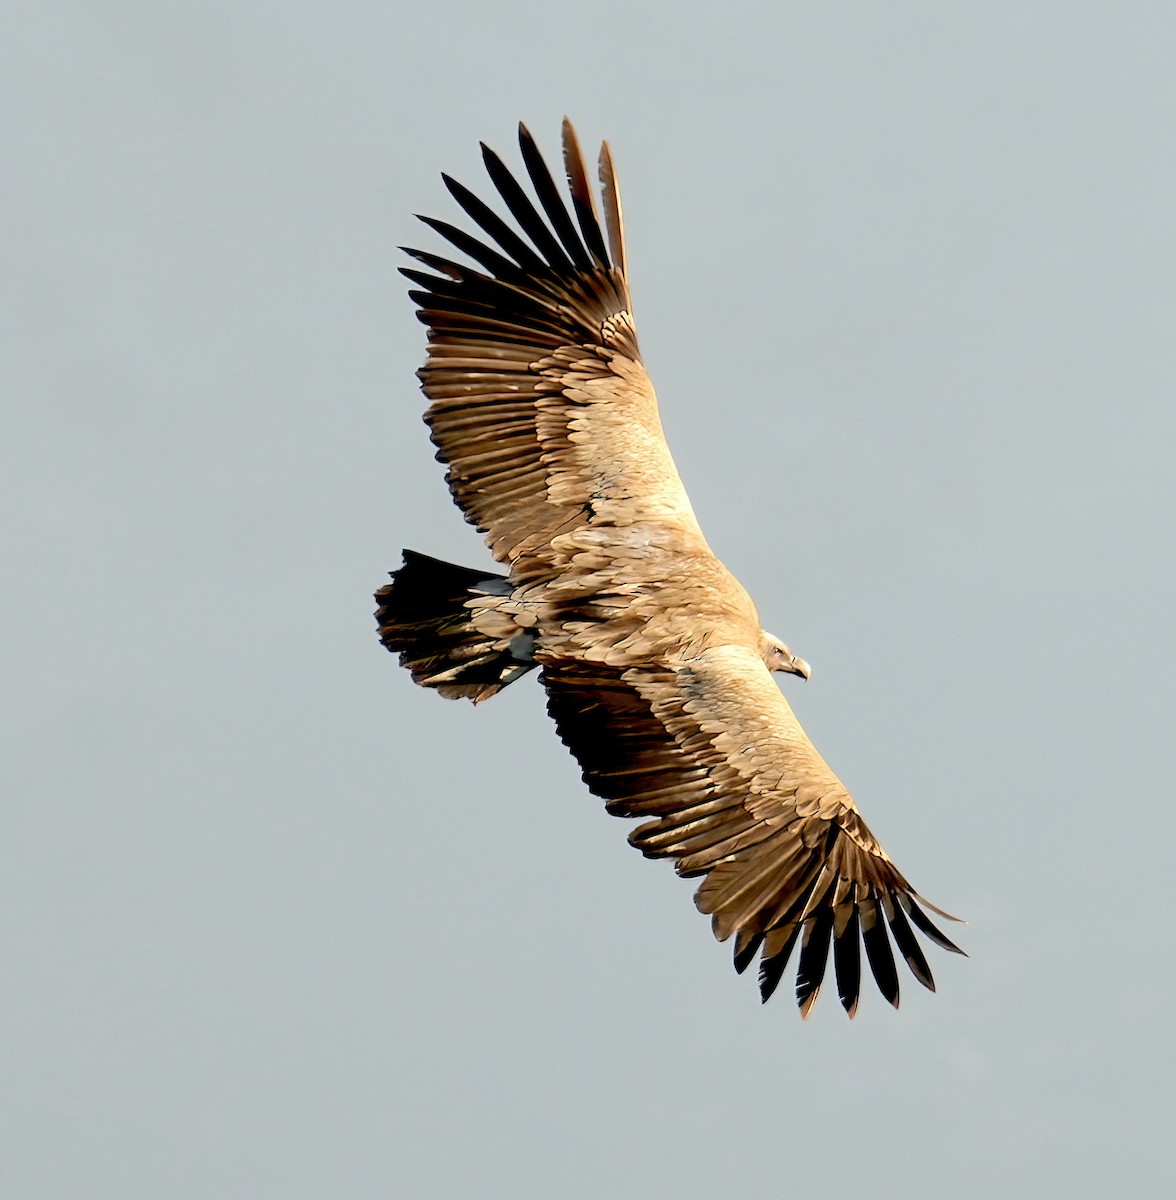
top-left (375, 550), bottom-right (536, 702)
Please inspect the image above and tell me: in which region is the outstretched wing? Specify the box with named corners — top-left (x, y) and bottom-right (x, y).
top-left (541, 645), bottom-right (964, 1016)
top-left (403, 119), bottom-right (703, 573)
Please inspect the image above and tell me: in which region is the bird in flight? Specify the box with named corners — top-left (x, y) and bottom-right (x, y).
top-left (376, 119), bottom-right (964, 1016)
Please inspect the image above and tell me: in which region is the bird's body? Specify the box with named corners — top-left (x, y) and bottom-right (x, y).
top-left (377, 120), bottom-right (963, 1016)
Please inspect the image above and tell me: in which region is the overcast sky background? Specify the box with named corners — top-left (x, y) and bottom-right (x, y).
top-left (5, 2), bottom-right (1175, 1197)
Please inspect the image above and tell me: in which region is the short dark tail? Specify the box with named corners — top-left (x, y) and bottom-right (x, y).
top-left (374, 550), bottom-right (536, 703)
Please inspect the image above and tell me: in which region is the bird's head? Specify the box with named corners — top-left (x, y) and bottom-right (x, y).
top-left (761, 632), bottom-right (811, 680)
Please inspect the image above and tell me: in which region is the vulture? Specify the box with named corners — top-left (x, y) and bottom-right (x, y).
top-left (376, 119), bottom-right (964, 1017)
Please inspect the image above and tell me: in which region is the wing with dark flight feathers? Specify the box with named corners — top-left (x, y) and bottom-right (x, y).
top-left (403, 119), bottom-right (694, 571)
top-left (541, 645), bottom-right (964, 1016)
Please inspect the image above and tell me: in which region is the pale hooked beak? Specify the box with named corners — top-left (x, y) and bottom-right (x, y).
top-left (763, 633), bottom-right (811, 680)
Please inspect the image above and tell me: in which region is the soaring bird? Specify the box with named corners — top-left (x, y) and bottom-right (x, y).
top-left (376, 120), bottom-right (963, 1016)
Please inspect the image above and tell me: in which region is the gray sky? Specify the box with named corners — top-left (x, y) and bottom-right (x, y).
top-left (4, 2), bottom-right (1175, 1196)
